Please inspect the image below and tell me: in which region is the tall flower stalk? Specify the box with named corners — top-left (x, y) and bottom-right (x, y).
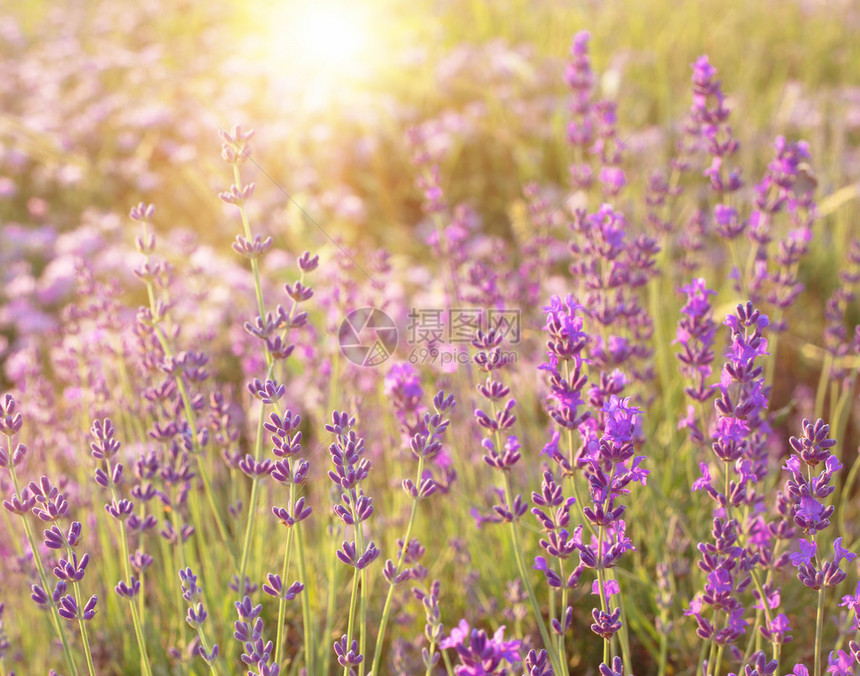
top-left (234, 595), bottom-right (279, 676)
top-left (91, 419), bottom-right (153, 676)
top-left (219, 128), bottom-right (314, 613)
top-left (266, 406), bottom-right (309, 667)
top-left (370, 389), bottom-right (455, 675)
top-left (1, 395), bottom-right (79, 676)
top-left (327, 412), bottom-right (379, 676)
top-left (30, 475), bottom-right (98, 676)
top-left (782, 419), bottom-right (854, 676)
top-left (179, 567), bottom-right (221, 674)
top-left (129, 203), bottom-right (230, 545)
top-left (471, 328), bottom-right (563, 674)
top-left (687, 301), bottom-right (777, 674)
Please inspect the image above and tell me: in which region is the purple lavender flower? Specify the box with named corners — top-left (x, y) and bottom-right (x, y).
top-left (115, 576), bottom-right (141, 599)
top-left (747, 136), bottom-right (817, 319)
top-left (384, 362), bottom-right (424, 431)
top-left (440, 620), bottom-right (521, 676)
top-left (57, 594), bottom-right (98, 622)
top-left (333, 635), bottom-right (363, 669)
top-left (826, 650), bottom-right (853, 675)
top-left (567, 204), bottom-right (657, 387)
top-left (471, 328), bottom-right (527, 527)
top-left (261, 574), bottom-right (303, 601)
top-left (540, 295), bottom-right (590, 435)
top-left (235, 594), bottom-right (276, 675)
top-left (524, 649), bottom-right (555, 676)
top-left (597, 656), bottom-right (628, 676)
top-left (676, 279), bottom-right (718, 441)
top-left (565, 31), bottom-right (597, 190)
top-left (783, 419), bottom-right (855, 594)
top-left (687, 303), bottom-right (773, 659)
top-left (823, 239), bottom-right (860, 380)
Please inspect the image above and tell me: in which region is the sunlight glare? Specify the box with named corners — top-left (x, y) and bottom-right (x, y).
top-left (254, 0), bottom-right (379, 92)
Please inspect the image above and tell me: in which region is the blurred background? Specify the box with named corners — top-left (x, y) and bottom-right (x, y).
top-left (2, 0), bottom-right (859, 251)
top-left (3, 0), bottom-right (860, 395)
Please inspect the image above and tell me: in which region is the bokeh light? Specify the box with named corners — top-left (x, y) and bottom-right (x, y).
top-left (240, 0), bottom-right (394, 106)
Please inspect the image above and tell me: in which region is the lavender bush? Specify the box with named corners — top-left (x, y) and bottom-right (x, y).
top-left (1, 1), bottom-right (860, 675)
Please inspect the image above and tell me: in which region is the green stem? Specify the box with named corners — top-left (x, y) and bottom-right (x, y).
top-left (763, 310), bottom-right (782, 390)
top-left (612, 573), bottom-right (633, 670)
top-left (705, 633), bottom-right (718, 675)
top-left (344, 566), bottom-right (360, 676)
top-left (275, 484), bottom-right (297, 666)
top-left (295, 524), bottom-right (314, 675)
top-left (238, 409), bottom-right (268, 594)
top-left (558, 558), bottom-right (568, 675)
top-left (648, 252), bottom-right (674, 396)
top-left (78, 615), bottom-right (96, 676)
top-left (231, 164), bottom-right (268, 326)
top-left (565, 427), bottom-right (597, 539)
top-left (195, 452), bottom-right (230, 542)
top-left (813, 354), bottom-right (832, 420)
top-left (424, 646), bottom-right (437, 676)
top-left (370, 456), bottom-right (425, 676)
top-left (237, 353), bottom-right (281, 596)
top-left (321, 527), bottom-right (339, 675)
top-left (658, 631), bottom-right (668, 676)
top-left (714, 643), bottom-right (725, 676)
top-left (441, 648), bottom-right (456, 676)
top-left (722, 463), bottom-right (777, 661)
top-left (194, 620), bottom-right (222, 676)
top-left (728, 239), bottom-right (746, 298)
top-left (747, 569), bottom-right (777, 656)
top-left (356, 523), bottom-right (368, 676)
top-left (129, 600), bottom-right (155, 676)
top-left (742, 608), bottom-right (763, 664)
top-left (164, 355), bottom-right (229, 544)
top-left (0, 507), bottom-right (22, 557)
top-left (169, 500), bottom-right (187, 570)
top-left (814, 585), bottom-right (825, 676)
top-left (597, 524), bottom-right (610, 665)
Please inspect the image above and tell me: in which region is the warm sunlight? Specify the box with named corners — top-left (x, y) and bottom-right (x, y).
top-left (247, 0), bottom-right (382, 97)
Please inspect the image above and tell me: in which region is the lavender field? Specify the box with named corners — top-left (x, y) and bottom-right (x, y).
top-left (2, 0), bottom-right (860, 674)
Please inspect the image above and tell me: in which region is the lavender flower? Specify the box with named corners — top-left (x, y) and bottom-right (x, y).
top-left (676, 278), bottom-right (718, 442)
top-left (688, 302), bottom-right (772, 665)
top-left (57, 594), bottom-right (98, 622)
top-left (235, 595), bottom-right (276, 675)
top-left (783, 419), bottom-right (854, 591)
top-left (333, 635), bottom-right (363, 670)
top-left (440, 620), bottom-right (521, 676)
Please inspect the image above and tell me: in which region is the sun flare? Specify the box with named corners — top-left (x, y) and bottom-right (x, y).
top-left (248, 0), bottom-right (380, 93)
